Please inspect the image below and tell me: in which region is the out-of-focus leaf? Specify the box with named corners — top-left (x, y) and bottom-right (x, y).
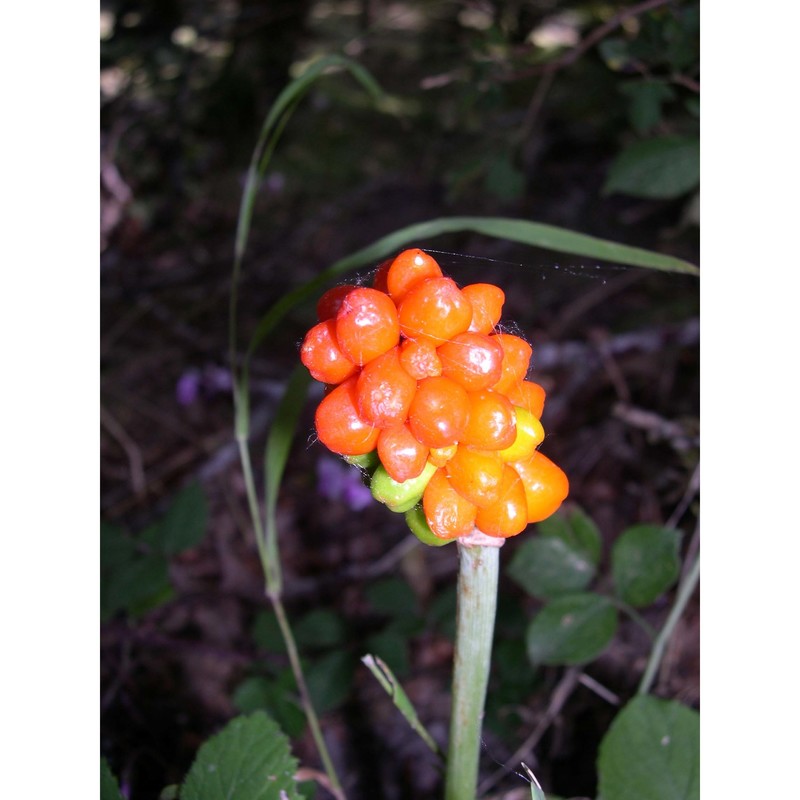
top-left (251, 610), bottom-right (285, 653)
top-left (101, 757), bottom-right (124, 800)
top-left (365, 629), bottom-right (410, 678)
top-left (526, 592), bottom-right (617, 666)
top-left (509, 507), bottom-right (602, 598)
top-left (366, 577), bottom-right (419, 617)
top-left (181, 712), bottom-right (303, 800)
top-left (148, 482), bottom-right (208, 555)
top-left (232, 674), bottom-right (306, 738)
top-left (293, 609), bottom-right (348, 649)
top-left (485, 155), bottom-right (525, 201)
top-left (101, 522), bottom-right (136, 569)
top-left (305, 651), bottom-right (354, 714)
top-left (597, 696), bottom-right (699, 800)
top-left (599, 38), bottom-right (631, 71)
top-left (101, 553), bottom-right (172, 621)
top-left (611, 525), bottom-right (682, 608)
top-left (619, 80), bottom-right (675, 134)
top-left (604, 136), bottom-right (700, 199)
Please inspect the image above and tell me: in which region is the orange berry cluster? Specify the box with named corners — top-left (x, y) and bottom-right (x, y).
top-left (300, 249), bottom-right (568, 543)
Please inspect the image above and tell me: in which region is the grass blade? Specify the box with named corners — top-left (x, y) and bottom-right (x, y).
top-left (362, 654), bottom-right (443, 757)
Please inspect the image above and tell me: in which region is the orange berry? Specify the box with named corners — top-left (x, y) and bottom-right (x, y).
top-left (408, 376), bottom-right (470, 448)
top-left (463, 283), bottom-right (505, 335)
top-left (377, 423), bottom-right (429, 483)
top-left (475, 464), bottom-right (529, 538)
top-left (316, 284), bottom-right (358, 321)
top-left (511, 452), bottom-right (569, 523)
top-left (490, 332), bottom-right (533, 394)
top-left (423, 468), bottom-right (478, 539)
top-left (314, 376), bottom-right (380, 456)
top-left (371, 258), bottom-right (392, 293)
top-left (398, 277), bottom-right (473, 345)
top-left (497, 406), bottom-right (545, 462)
top-left (506, 380), bottom-right (546, 419)
top-left (460, 390), bottom-right (517, 450)
top-left (336, 287), bottom-right (400, 365)
top-left (438, 332), bottom-right (504, 391)
top-left (386, 248), bottom-right (443, 303)
top-left (428, 442), bottom-right (458, 467)
top-left (356, 346), bottom-right (417, 428)
top-left (445, 446), bottom-right (505, 508)
top-left (399, 338), bottom-right (442, 380)
top-left (300, 320), bottom-right (358, 385)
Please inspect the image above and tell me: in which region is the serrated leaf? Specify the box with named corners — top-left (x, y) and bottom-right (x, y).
top-left (101, 757), bottom-right (124, 800)
top-left (611, 525), bottom-right (681, 608)
top-left (181, 712), bottom-right (302, 800)
top-left (604, 136), bottom-right (700, 200)
top-left (526, 593), bottom-right (617, 666)
top-left (293, 609), bottom-right (347, 649)
top-left (597, 696), bottom-right (699, 800)
top-left (153, 482), bottom-right (208, 555)
top-left (508, 507), bottom-right (602, 598)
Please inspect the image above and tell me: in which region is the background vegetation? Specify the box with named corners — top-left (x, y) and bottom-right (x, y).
top-left (100, 2), bottom-right (699, 798)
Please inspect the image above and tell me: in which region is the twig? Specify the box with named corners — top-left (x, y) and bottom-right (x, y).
top-left (516, 0), bottom-right (676, 137)
top-left (478, 668), bottom-right (582, 795)
top-left (100, 405), bottom-right (147, 498)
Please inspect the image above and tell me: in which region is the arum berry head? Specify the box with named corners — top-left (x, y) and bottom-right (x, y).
top-left (300, 248), bottom-right (569, 544)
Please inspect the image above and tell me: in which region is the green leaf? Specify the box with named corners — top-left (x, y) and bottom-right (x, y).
top-left (485, 155), bottom-right (525, 201)
top-left (305, 651), bottom-right (354, 714)
top-left (597, 696), bottom-right (699, 800)
top-left (101, 552), bottom-right (172, 621)
top-left (526, 593), bottom-right (617, 666)
top-left (604, 136), bottom-right (700, 200)
top-left (365, 629), bottom-right (410, 678)
top-left (181, 711), bottom-right (303, 800)
top-left (262, 365), bottom-right (312, 592)
top-left (101, 522), bottom-right (137, 569)
top-left (101, 757), bottom-right (124, 800)
top-left (251, 610), bottom-right (285, 653)
top-left (293, 609), bottom-right (348, 650)
top-left (619, 80), bottom-right (676, 134)
top-left (508, 507), bottom-right (602, 598)
top-left (232, 675), bottom-right (306, 738)
top-left (611, 525), bottom-right (682, 608)
top-left (151, 482), bottom-right (208, 555)
top-left (598, 38), bottom-right (631, 72)
top-left (361, 654), bottom-right (442, 755)
top-left (366, 577), bottom-right (419, 617)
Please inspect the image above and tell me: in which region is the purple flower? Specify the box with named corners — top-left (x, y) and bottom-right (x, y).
top-left (176, 365), bottom-right (233, 407)
top-left (176, 369), bottom-right (201, 406)
top-left (316, 456), bottom-right (373, 511)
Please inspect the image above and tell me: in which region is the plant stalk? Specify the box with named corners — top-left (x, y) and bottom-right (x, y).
top-left (445, 534), bottom-right (503, 800)
top-left (638, 549), bottom-right (700, 695)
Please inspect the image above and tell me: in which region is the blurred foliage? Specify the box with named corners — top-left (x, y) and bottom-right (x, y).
top-left (101, 0), bottom-right (699, 248)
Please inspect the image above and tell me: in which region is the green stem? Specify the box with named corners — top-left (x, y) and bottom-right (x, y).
top-left (270, 592), bottom-right (345, 800)
top-left (637, 550), bottom-right (700, 695)
top-left (445, 536), bottom-right (502, 800)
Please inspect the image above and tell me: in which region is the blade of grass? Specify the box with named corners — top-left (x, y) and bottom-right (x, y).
top-left (361, 655), bottom-right (443, 757)
top-left (246, 215), bottom-right (698, 360)
top-left (262, 364), bottom-right (311, 595)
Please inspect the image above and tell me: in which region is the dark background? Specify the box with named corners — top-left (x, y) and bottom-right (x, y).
top-left (100, 2), bottom-right (699, 798)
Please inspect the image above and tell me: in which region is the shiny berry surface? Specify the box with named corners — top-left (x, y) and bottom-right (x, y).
top-left (336, 287), bottom-right (400, 365)
top-left (314, 376), bottom-right (380, 456)
top-left (511, 452), bottom-right (569, 523)
top-left (463, 283), bottom-right (505, 335)
top-left (423, 468), bottom-right (478, 539)
top-left (398, 277), bottom-right (473, 345)
top-left (445, 446), bottom-right (504, 508)
top-left (386, 248), bottom-right (443, 303)
top-left (377, 423), bottom-right (429, 483)
top-left (474, 464), bottom-right (529, 538)
top-left (408, 376), bottom-right (470, 448)
top-left (356, 346), bottom-right (417, 428)
top-left (300, 320), bottom-right (358, 385)
top-left (438, 332), bottom-right (504, 391)
top-left (490, 332), bottom-right (533, 394)
top-left (460, 390), bottom-right (517, 450)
